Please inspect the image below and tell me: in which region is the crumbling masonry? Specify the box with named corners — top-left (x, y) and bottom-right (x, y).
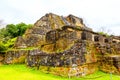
top-left (4, 13), bottom-right (120, 76)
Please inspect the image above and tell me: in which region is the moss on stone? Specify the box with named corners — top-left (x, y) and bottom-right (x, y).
top-left (41, 38), bottom-right (74, 53)
top-left (12, 55), bottom-right (26, 64)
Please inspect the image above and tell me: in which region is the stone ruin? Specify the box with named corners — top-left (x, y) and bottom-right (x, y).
top-left (4, 13), bottom-right (120, 77)
top-left (0, 53), bottom-right (4, 64)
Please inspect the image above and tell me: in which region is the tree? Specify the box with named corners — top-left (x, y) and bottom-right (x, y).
top-left (5, 24), bottom-right (17, 38)
top-left (0, 41), bottom-right (7, 52)
top-left (4, 22), bottom-right (33, 38)
top-left (0, 22), bottom-right (33, 52)
top-left (16, 22), bottom-right (27, 36)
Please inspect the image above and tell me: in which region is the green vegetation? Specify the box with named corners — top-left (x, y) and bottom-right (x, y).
top-left (3, 23), bottom-right (32, 38)
top-left (0, 64), bottom-right (67, 80)
top-left (0, 41), bottom-right (7, 52)
top-left (0, 23), bottom-right (33, 52)
top-left (0, 64), bottom-right (120, 80)
top-left (98, 32), bottom-right (109, 37)
top-left (8, 47), bottom-right (38, 51)
top-left (0, 38), bottom-right (17, 52)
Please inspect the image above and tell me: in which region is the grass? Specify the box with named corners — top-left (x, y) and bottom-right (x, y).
top-left (0, 64), bottom-right (120, 80)
top-left (0, 64), bottom-right (68, 80)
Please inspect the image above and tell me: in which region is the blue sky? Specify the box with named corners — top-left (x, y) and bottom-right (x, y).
top-left (0, 0), bottom-right (120, 35)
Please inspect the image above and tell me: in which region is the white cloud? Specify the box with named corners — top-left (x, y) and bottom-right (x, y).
top-left (0, 0), bottom-right (120, 35)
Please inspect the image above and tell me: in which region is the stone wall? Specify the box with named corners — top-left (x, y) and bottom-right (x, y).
top-left (0, 53), bottom-right (4, 64)
top-left (5, 50), bottom-right (28, 64)
top-left (4, 13), bottom-right (120, 77)
top-left (4, 27), bottom-right (120, 76)
top-left (24, 39), bottom-right (99, 76)
top-left (99, 55), bottom-right (120, 74)
top-left (26, 40), bottom-right (87, 67)
top-left (4, 26), bottom-right (120, 76)
top-left (23, 13), bottom-right (91, 47)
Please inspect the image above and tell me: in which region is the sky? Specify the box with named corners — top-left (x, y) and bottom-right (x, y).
top-left (0, 0), bottom-right (120, 35)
